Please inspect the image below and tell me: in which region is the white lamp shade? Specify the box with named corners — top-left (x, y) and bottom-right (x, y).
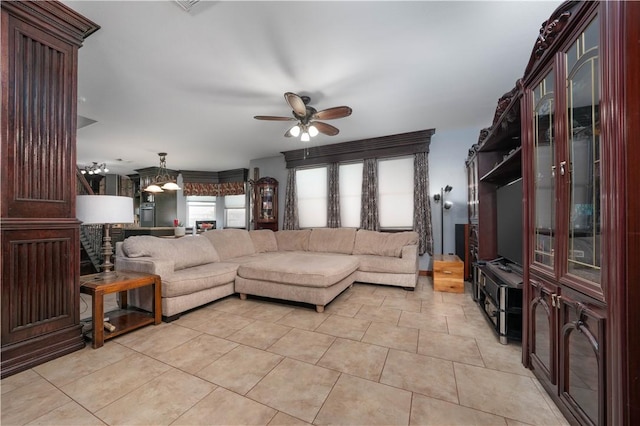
top-left (161, 181), bottom-right (181, 190)
top-left (145, 184), bottom-right (164, 193)
top-left (77, 195), bottom-right (134, 224)
top-left (289, 125), bottom-right (301, 137)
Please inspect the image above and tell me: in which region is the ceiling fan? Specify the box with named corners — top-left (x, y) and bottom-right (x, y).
top-left (254, 92), bottom-right (352, 141)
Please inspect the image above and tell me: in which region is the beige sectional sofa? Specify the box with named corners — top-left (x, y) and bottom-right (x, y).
top-left (115, 228), bottom-right (418, 320)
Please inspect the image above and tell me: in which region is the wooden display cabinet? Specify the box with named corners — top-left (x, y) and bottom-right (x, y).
top-left (519, 2), bottom-right (640, 424)
top-left (254, 177), bottom-right (278, 231)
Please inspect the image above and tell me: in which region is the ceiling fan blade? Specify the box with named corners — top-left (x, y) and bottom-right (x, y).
top-left (312, 121), bottom-right (340, 136)
top-left (284, 92), bottom-right (307, 117)
top-left (254, 115), bottom-right (296, 121)
top-left (312, 106), bottom-right (352, 120)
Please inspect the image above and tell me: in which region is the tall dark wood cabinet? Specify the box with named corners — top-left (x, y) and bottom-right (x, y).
top-left (520, 1), bottom-right (639, 424)
top-left (253, 177), bottom-right (278, 231)
top-left (1, 1), bottom-right (99, 378)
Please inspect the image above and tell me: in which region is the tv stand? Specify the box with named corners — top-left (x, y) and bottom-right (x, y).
top-left (476, 262), bottom-right (523, 344)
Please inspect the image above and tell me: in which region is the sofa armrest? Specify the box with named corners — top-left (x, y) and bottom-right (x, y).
top-left (115, 256), bottom-right (175, 278)
top-left (400, 244), bottom-right (418, 259)
top-left (401, 244), bottom-right (419, 271)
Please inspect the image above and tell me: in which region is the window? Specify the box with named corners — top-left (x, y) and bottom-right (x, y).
top-left (186, 196), bottom-right (216, 228)
top-left (378, 156), bottom-right (414, 229)
top-left (339, 162), bottom-right (363, 228)
top-left (293, 157), bottom-right (415, 229)
top-left (296, 167), bottom-right (327, 228)
top-left (224, 194), bottom-right (247, 228)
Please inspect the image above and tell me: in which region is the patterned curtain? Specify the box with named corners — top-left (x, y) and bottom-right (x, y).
top-left (327, 163), bottom-right (341, 228)
top-left (360, 158), bottom-right (380, 231)
top-left (414, 152), bottom-right (433, 255)
top-left (282, 168), bottom-right (299, 230)
top-left (183, 182), bottom-right (245, 196)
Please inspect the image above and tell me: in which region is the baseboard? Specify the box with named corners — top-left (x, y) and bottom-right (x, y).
top-left (419, 270), bottom-right (432, 277)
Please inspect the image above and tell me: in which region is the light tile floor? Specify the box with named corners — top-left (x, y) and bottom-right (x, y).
top-left (1, 277), bottom-right (569, 426)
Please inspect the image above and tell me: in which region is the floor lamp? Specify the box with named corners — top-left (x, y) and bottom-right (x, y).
top-left (77, 195), bottom-right (134, 277)
top-left (433, 185), bottom-right (453, 255)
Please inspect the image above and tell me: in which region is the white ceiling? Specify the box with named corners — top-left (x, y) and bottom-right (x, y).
top-left (64, 0), bottom-right (561, 176)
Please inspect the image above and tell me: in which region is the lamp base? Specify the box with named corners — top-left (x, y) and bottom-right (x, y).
top-left (99, 224), bottom-right (116, 276)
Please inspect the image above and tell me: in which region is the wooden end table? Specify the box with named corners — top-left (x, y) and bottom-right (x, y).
top-left (80, 271), bottom-right (161, 348)
top-left (433, 254), bottom-right (464, 293)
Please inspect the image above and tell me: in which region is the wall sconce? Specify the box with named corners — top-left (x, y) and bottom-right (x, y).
top-left (433, 185), bottom-right (453, 254)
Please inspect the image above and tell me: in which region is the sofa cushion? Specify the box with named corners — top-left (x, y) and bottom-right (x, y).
top-left (169, 235), bottom-right (220, 270)
top-left (275, 229), bottom-right (311, 251)
top-left (162, 262), bottom-right (238, 298)
top-left (309, 228), bottom-right (357, 254)
top-left (203, 229), bottom-right (256, 261)
top-left (122, 236), bottom-right (177, 260)
top-left (353, 230), bottom-right (419, 258)
top-left (249, 229), bottom-right (278, 253)
top-left (237, 252), bottom-right (358, 288)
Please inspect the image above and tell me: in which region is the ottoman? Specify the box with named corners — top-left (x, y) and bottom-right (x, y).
top-left (235, 252), bottom-right (359, 312)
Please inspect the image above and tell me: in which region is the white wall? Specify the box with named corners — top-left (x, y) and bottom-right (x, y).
top-left (249, 127), bottom-right (478, 271)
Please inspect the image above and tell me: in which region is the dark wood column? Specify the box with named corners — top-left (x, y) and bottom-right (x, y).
top-left (1, 1), bottom-right (99, 378)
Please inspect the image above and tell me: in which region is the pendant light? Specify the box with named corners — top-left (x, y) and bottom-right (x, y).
top-left (144, 152), bottom-right (181, 192)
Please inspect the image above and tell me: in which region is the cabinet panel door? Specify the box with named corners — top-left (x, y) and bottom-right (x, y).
top-left (558, 292), bottom-right (605, 426)
top-left (528, 278), bottom-right (558, 388)
top-left (1, 227), bottom-right (79, 346)
top-left (1, 15), bottom-right (77, 219)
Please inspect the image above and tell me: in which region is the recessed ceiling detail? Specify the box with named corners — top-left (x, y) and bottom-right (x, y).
top-left (175, 0), bottom-right (200, 12)
top-left (77, 115), bottom-right (97, 129)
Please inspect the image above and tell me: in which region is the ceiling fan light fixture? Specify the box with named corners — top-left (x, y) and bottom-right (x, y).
top-left (255, 92), bottom-right (352, 142)
top-left (289, 124), bottom-right (301, 137)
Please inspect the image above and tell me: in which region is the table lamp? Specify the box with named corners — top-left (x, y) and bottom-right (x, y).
top-left (77, 195), bottom-right (134, 276)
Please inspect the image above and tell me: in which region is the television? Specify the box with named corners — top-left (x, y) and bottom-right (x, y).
top-left (496, 177), bottom-right (523, 267)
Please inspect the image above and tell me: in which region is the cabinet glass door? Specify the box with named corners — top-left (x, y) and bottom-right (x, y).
top-left (259, 186), bottom-right (275, 219)
top-left (532, 71), bottom-right (556, 268)
top-left (565, 16), bottom-right (601, 286)
top-left (468, 158), bottom-right (478, 222)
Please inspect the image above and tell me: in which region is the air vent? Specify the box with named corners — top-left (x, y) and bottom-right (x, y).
top-left (175, 0), bottom-right (200, 12)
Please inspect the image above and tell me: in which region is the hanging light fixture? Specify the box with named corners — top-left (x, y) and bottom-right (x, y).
top-left (144, 152), bottom-right (181, 192)
top-left (80, 162), bottom-right (109, 175)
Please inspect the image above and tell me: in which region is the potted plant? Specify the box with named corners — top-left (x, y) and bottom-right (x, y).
top-left (174, 220), bottom-right (185, 237)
